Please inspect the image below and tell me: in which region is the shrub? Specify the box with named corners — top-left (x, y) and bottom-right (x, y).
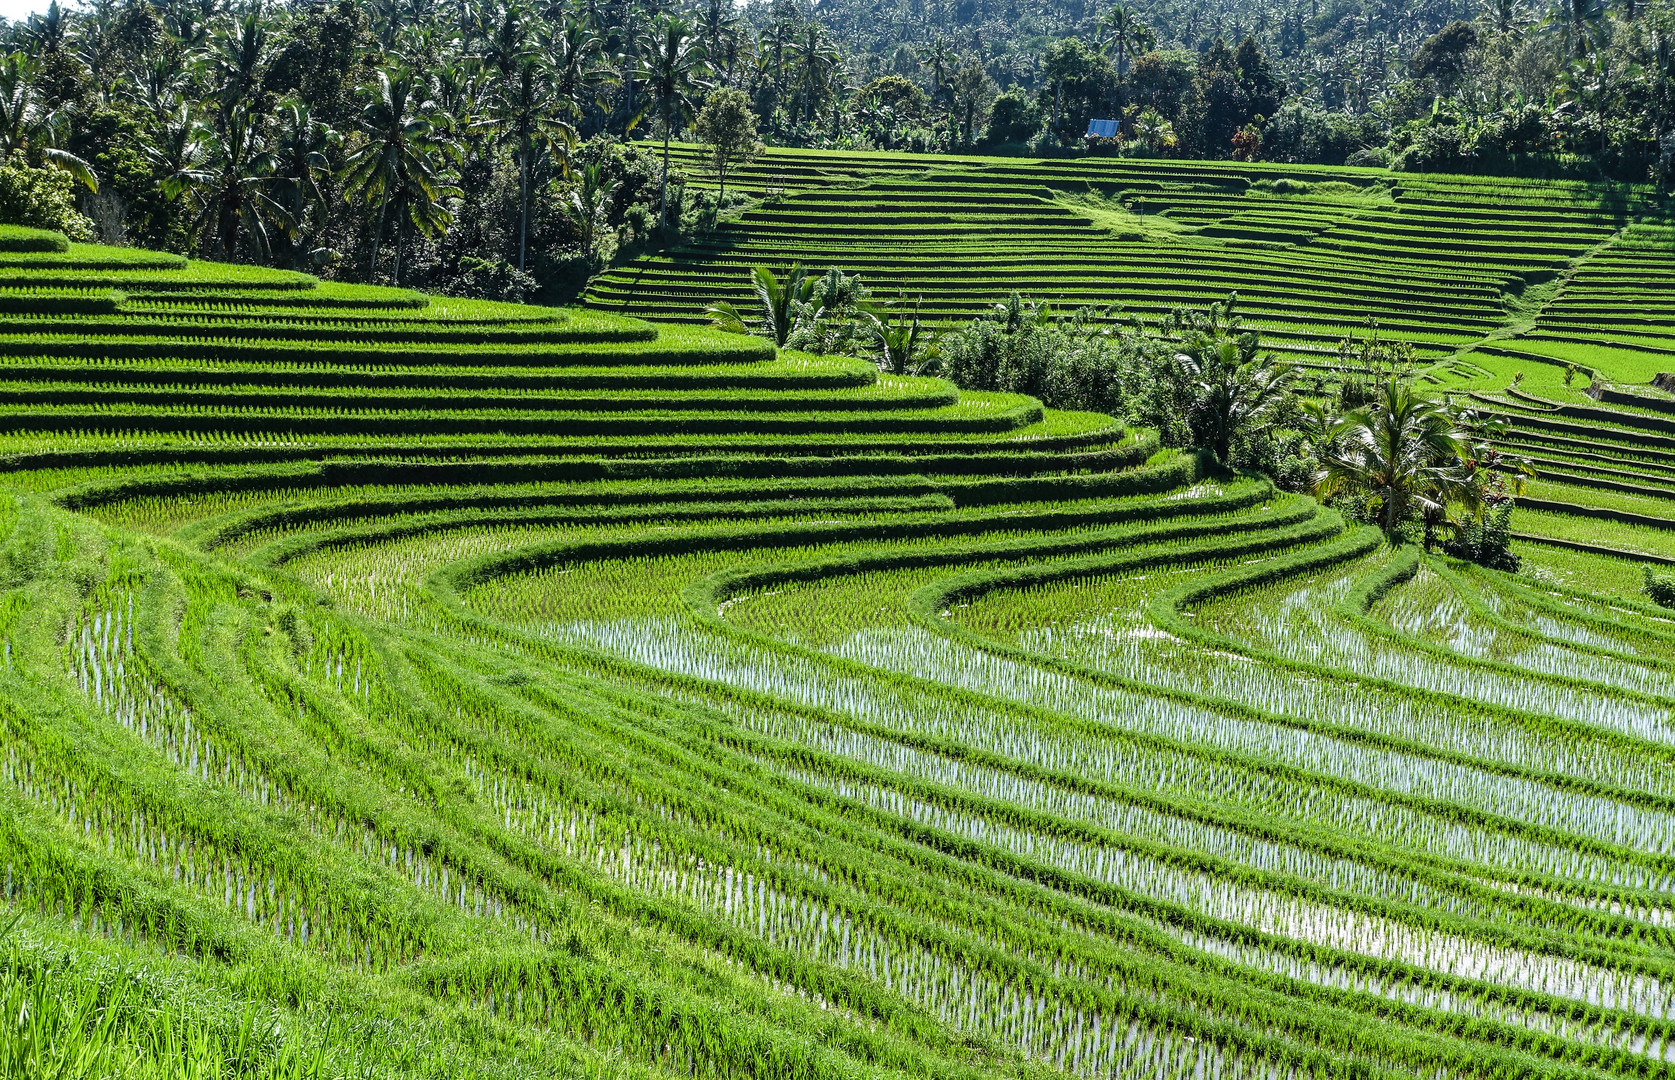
top-left (983, 90), bottom-right (1042, 146)
top-left (0, 166), bottom-right (95, 241)
top-left (1644, 565), bottom-right (1675, 609)
top-left (441, 257), bottom-right (539, 303)
top-left (1443, 498), bottom-right (1519, 571)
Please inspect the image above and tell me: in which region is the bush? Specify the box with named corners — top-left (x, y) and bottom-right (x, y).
top-left (0, 166), bottom-right (95, 240)
top-left (1644, 566), bottom-right (1675, 609)
top-left (441, 257), bottom-right (539, 304)
top-left (983, 90), bottom-right (1041, 146)
top-left (1443, 499), bottom-right (1519, 571)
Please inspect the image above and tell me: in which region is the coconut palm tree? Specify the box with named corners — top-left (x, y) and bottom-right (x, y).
top-left (545, 14), bottom-right (617, 120)
top-left (788, 22), bottom-right (840, 127)
top-left (861, 296), bottom-right (933, 375)
top-left (342, 68), bottom-right (460, 284)
top-left (560, 159), bottom-right (618, 267)
top-left (706, 264), bottom-right (811, 348)
top-left (1176, 337), bottom-right (1297, 466)
top-left (0, 52), bottom-right (98, 191)
top-left (696, 0), bottom-right (743, 84)
top-left (198, 106), bottom-right (290, 261)
top-left (1097, 3), bottom-right (1152, 78)
top-left (639, 15), bottom-right (709, 229)
top-left (1316, 378), bottom-right (1469, 540)
top-left (271, 100), bottom-right (338, 265)
top-left (491, 52), bottom-right (576, 272)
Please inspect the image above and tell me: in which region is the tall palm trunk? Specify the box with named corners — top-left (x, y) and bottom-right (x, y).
top-left (519, 132), bottom-right (529, 272)
top-left (660, 118), bottom-right (671, 229)
top-left (370, 185), bottom-right (391, 283)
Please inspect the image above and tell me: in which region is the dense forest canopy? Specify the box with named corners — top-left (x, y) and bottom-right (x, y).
top-left (0, 0), bottom-right (1667, 299)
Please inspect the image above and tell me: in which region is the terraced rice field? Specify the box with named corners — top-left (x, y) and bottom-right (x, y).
top-left (601, 145), bottom-right (1675, 578)
top-left (4, 181), bottom-right (1675, 1079)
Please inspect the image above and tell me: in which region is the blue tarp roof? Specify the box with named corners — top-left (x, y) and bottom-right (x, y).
top-left (1086, 118), bottom-right (1120, 138)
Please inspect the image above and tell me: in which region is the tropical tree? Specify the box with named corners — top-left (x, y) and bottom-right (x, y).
top-left (1097, 3), bottom-right (1152, 78)
top-left (1315, 379), bottom-right (1470, 540)
top-left (270, 100), bottom-right (338, 264)
top-left (947, 59), bottom-right (993, 145)
top-left (1548, 0), bottom-right (1608, 56)
top-left (1175, 337), bottom-right (1297, 465)
top-left (545, 14), bottom-right (616, 120)
top-left (693, 86), bottom-right (759, 200)
top-left (0, 52), bottom-right (97, 190)
top-left (341, 68), bottom-right (459, 284)
top-left (696, 0), bottom-right (743, 84)
top-left (706, 264), bottom-right (811, 348)
top-left (638, 15), bottom-right (708, 228)
top-left (202, 10), bottom-right (268, 121)
top-left (788, 22), bottom-right (841, 126)
top-left (560, 159), bottom-right (618, 266)
top-left (860, 296), bottom-right (933, 375)
top-left (196, 106), bottom-right (290, 261)
top-left (491, 52), bottom-right (576, 271)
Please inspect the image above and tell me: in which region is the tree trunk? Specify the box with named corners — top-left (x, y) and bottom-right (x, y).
top-left (660, 119), bottom-right (671, 230)
top-left (519, 132), bottom-right (530, 273)
top-left (370, 185), bottom-right (391, 283)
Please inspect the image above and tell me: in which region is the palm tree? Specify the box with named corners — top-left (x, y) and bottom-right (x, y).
top-left (1097, 3), bottom-right (1150, 77)
top-left (638, 15), bottom-right (709, 228)
top-left (789, 23), bottom-right (840, 127)
top-left (696, 0), bottom-right (743, 84)
top-left (0, 52), bottom-right (98, 191)
top-left (545, 14), bottom-right (617, 120)
top-left (491, 52), bottom-right (577, 272)
top-left (861, 296), bottom-right (932, 375)
top-left (560, 160), bottom-right (619, 267)
top-left (148, 104), bottom-right (210, 204)
top-left (1316, 379), bottom-right (1469, 540)
top-left (706, 264), bottom-right (811, 349)
top-left (202, 11), bottom-right (268, 122)
top-left (947, 59), bottom-right (992, 145)
top-left (271, 100), bottom-right (338, 265)
top-left (478, 0), bottom-right (531, 80)
top-left (1176, 338), bottom-right (1296, 465)
top-left (919, 36), bottom-right (956, 117)
top-left (1549, 0), bottom-right (1606, 56)
top-left (342, 68), bottom-right (460, 284)
top-left (199, 106), bottom-right (290, 261)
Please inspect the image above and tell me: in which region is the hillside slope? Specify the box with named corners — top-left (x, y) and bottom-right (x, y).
top-left (2, 228), bottom-right (1674, 1079)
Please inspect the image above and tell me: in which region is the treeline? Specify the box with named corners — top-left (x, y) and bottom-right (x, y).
top-left (0, 0), bottom-right (1667, 303)
top-left (811, 0), bottom-right (1675, 182)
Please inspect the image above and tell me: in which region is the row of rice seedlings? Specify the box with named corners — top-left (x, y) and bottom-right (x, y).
top-left (528, 613), bottom-right (1663, 889)
top-left (1198, 559), bottom-right (1675, 747)
top-left (949, 561), bottom-right (1675, 802)
top-left (461, 494), bottom-right (1262, 630)
top-left (58, 586), bottom-right (542, 952)
top-left (1470, 565), bottom-right (1675, 662)
top-left (771, 752), bottom-right (1675, 1058)
top-left (783, 760), bottom-right (1675, 1020)
top-left (825, 621), bottom-right (1675, 855)
top-left (1444, 570), bottom-right (1654, 656)
top-left (743, 702), bottom-right (1669, 936)
top-left (1380, 564), bottom-right (1675, 698)
top-left (393, 644), bottom-right (1351, 1077)
top-left (1180, 929), bottom-right (1675, 1061)
top-left (442, 738), bottom-right (1315, 1080)
top-left (717, 504), bottom-right (1270, 649)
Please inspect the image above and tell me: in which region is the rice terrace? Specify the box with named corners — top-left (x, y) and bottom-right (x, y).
top-left (6, 0), bottom-right (1675, 1075)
